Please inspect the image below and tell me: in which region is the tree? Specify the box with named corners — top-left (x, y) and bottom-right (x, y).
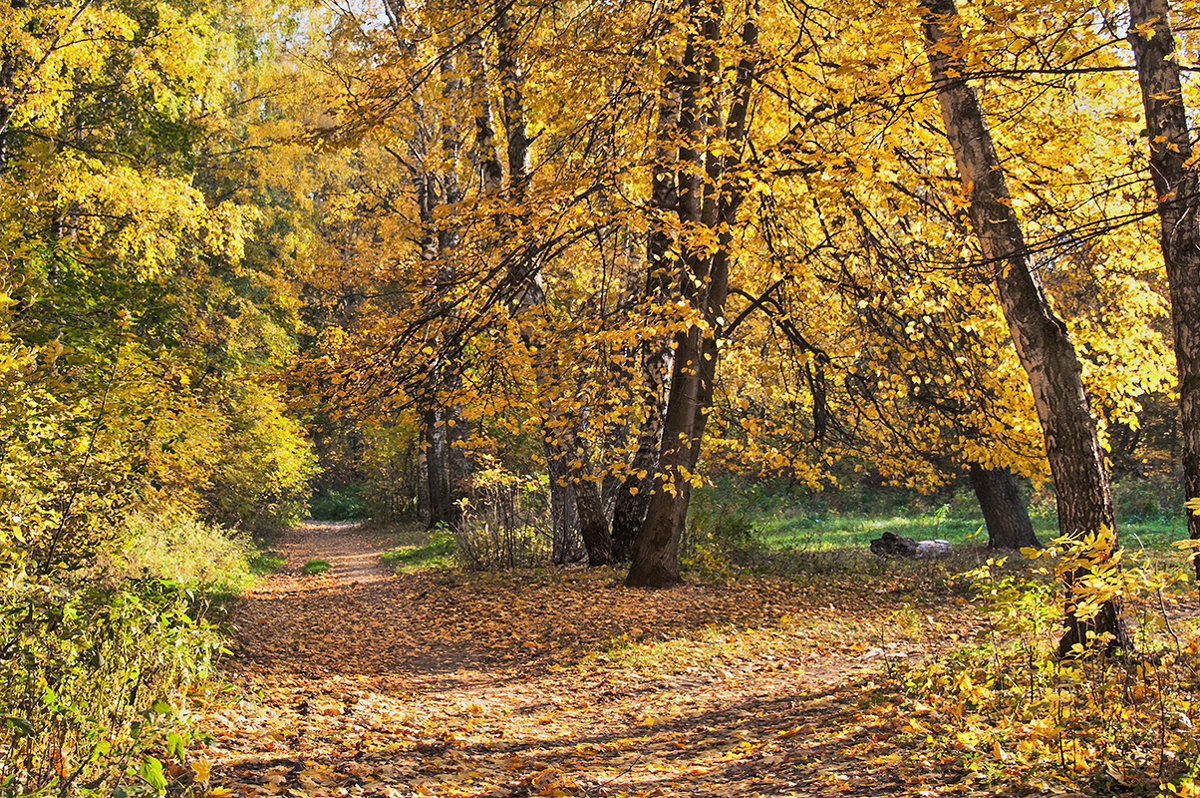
top-left (1125, 0), bottom-right (1200, 578)
top-left (918, 0), bottom-right (1128, 654)
top-left (625, 0), bottom-right (760, 587)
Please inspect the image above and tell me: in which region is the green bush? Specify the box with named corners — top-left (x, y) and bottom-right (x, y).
top-left (113, 514), bottom-right (255, 596)
top-left (204, 383), bottom-right (318, 533)
top-left (308, 485), bottom-right (367, 521)
top-left (682, 500), bottom-right (764, 577)
top-left (0, 569), bottom-right (222, 795)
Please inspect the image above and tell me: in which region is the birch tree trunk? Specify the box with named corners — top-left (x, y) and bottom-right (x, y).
top-left (1126, 0), bottom-right (1200, 579)
top-left (919, 0), bottom-right (1129, 655)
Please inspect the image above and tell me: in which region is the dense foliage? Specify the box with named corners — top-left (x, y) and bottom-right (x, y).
top-left (0, 0), bottom-right (314, 790)
top-left (5, 0), bottom-right (1200, 792)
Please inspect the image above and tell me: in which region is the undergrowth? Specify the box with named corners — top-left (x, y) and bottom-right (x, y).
top-left (380, 526), bottom-right (456, 572)
top-left (0, 572), bottom-right (224, 796)
top-left (898, 535), bottom-right (1200, 796)
top-left (114, 514), bottom-right (256, 597)
top-left (2, 514), bottom-right (265, 795)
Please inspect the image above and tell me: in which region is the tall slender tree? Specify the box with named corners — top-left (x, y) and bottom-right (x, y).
top-left (918, 0), bottom-right (1128, 654)
top-left (1125, 0), bottom-right (1200, 578)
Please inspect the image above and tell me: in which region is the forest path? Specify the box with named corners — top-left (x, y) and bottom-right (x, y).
top-left (197, 522), bottom-right (978, 797)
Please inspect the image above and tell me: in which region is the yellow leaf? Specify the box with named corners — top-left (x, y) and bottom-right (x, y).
top-left (191, 758), bottom-right (213, 783)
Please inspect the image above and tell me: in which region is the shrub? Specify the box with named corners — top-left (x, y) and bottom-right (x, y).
top-left (453, 468), bottom-right (554, 570)
top-left (204, 383), bottom-right (317, 533)
top-left (308, 485), bottom-right (367, 521)
top-left (0, 565), bottom-right (222, 795)
top-left (682, 498), bottom-right (764, 577)
top-left (1112, 475), bottom-right (1183, 524)
top-left (899, 537), bottom-right (1200, 795)
top-left (113, 513), bottom-right (254, 595)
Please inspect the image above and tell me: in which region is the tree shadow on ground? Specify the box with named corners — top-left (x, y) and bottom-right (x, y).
top-left (215, 671), bottom-right (948, 798)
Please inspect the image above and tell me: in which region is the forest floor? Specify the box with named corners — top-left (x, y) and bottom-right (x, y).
top-left (192, 521), bottom-right (1007, 797)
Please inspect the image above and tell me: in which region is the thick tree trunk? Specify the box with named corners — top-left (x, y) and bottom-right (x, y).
top-left (1126, 0), bottom-right (1200, 580)
top-left (920, 0), bottom-right (1129, 656)
top-left (627, 2), bottom-right (758, 587)
top-left (610, 359), bottom-right (667, 561)
top-left (627, 326), bottom-right (705, 586)
top-left (575, 471), bottom-right (613, 565)
top-left (610, 426), bottom-right (660, 561)
top-left (968, 464), bottom-right (1038, 549)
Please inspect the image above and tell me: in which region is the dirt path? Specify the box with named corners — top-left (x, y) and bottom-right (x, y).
top-left (197, 523), bottom-right (976, 797)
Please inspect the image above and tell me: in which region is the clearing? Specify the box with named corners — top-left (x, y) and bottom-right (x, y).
top-left (195, 521), bottom-right (991, 797)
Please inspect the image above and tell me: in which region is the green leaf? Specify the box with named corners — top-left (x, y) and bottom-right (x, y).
top-left (91, 739), bottom-right (112, 761)
top-left (166, 731), bottom-right (187, 763)
top-left (140, 756), bottom-right (167, 793)
top-left (1, 716), bottom-right (33, 736)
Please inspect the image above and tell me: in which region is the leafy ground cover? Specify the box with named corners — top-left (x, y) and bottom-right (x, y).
top-left (185, 521), bottom-right (1200, 798)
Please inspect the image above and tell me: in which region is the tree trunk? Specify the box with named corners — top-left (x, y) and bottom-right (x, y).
top-left (547, 443), bottom-right (582, 563)
top-left (919, 0), bottom-right (1129, 656)
top-left (968, 463), bottom-right (1038, 549)
top-left (627, 326), bottom-right (705, 586)
top-left (627, 1), bottom-right (758, 587)
top-left (610, 67), bottom-right (679, 561)
top-left (492, 8), bottom-right (613, 565)
top-left (1126, 0), bottom-right (1200, 580)
top-left (422, 408), bottom-right (454, 528)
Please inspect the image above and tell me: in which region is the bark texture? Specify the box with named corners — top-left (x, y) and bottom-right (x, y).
top-left (1126, 0), bottom-right (1200, 578)
top-left (968, 464), bottom-right (1038, 549)
top-left (919, 0), bottom-right (1128, 655)
top-left (627, 2), bottom-right (757, 587)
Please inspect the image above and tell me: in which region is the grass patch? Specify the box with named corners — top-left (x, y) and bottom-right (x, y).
top-left (378, 524), bottom-right (457, 572)
top-left (302, 558), bottom-right (331, 575)
top-left (690, 479), bottom-right (1189, 557)
top-left (250, 551), bottom-right (286, 575)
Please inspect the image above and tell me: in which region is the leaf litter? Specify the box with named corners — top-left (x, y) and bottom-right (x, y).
top-left (192, 522), bottom-right (999, 797)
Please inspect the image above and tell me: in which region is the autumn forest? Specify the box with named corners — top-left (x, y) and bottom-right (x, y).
top-left (5, 0), bottom-right (1200, 793)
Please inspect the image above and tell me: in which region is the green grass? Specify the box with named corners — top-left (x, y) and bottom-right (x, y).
top-left (755, 511), bottom-right (988, 551)
top-left (756, 509), bottom-right (1187, 552)
top-left (250, 551), bottom-right (286, 575)
top-left (689, 478), bottom-right (1190, 558)
top-left (115, 513), bottom-right (257, 594)
top-left (302, 558), bottom-right (331, 575)
top-left (376, 523), bottom-right (457, 572)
